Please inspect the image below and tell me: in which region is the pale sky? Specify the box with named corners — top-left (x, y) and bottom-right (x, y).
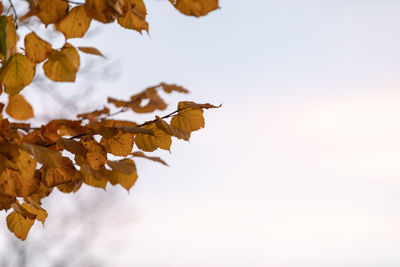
top-left (2, 1), bottom-right (400, 266)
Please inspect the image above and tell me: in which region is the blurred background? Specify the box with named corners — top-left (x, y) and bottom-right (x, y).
top-left (2, 0), bottom-right (400, 266)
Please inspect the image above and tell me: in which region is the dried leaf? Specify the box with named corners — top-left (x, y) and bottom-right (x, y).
top-left (78, 46), bottom-right (105, 57)
top-left (131, 151), bottom-right (168, 166)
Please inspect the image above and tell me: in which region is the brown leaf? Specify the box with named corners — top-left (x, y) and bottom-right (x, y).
top-left (131, 151), bottom-right (168, 166)
top-left (78, 46), bottom-right (105, 57)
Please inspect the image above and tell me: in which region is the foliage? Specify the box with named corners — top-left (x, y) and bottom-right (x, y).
top-left (0, 0), bottom-right (220, 240)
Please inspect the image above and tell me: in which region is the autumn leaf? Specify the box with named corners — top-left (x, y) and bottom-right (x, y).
top-left (131, 151), bottom-right (168, 166)
top-left (56, 6), bottom-right (92, 39)
top-left (43, 45), bottom-right (80, 82)
top-left (159, 82), bottom-right (189, 94)
top-left (6, 210), bottom-right (34, 240)
top-left (107, 159), bottom-right (136, 175)
top-left (21, 203), bottom-right (48, 224)
top-left (81, 138), bottom-right (107, 170)
top-left (6, 15), bottom-right (17, 59)
top-left (31, 0), bottom-right (69, 26)
top-left (41, 157), bottom-right (76, 187)
top-left (100, 131), bottom-right (134, 156)
top-left (0, 150), bottom-right (39, 197)
top-left (108, 159), bottom-right (138, 191)
top-left (78, 46), bottom-right (105, 57)
top-left (170, 101), bottom-right (205, 132)
top-left (6, 94), bottom-right (34, 120)
top-left (169, 0), bottom-right (219, 17)
top-left (85, 0), bottom-right (128, 23)
top-left (0, 53), bottom-right (36, 95)
top-left (134, 123), bottom-right (171, 152)
top-left (155, 117), bottom-right (190, 141)
top-left (24, 32), bottom-right (52, 63)
top-left (21, 143), bottom-right (63, 168)
top-left (117, 0), bottom-right (149, 33)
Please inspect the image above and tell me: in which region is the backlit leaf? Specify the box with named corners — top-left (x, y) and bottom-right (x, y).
top-left (0, 54), bottom-right (36, 95)
top-left (43, 45), bottom-right (80, 82)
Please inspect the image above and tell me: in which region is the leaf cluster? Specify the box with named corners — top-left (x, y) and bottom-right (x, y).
top-left (0, 0), bottom-right (220, 240)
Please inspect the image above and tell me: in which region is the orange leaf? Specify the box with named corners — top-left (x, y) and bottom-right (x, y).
top-left (6, 94), bottom-right (34, 120)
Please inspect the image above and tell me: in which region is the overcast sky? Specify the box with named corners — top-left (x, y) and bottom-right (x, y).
top-left (2, 1), bottom-right (400, 266)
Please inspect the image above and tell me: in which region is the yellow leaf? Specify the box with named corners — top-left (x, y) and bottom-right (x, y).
top-left (81, 138), bottom-right (107, 170)
top-left (100, 131), bottom-right (134, 156)
top-left (134, 123), bottom-right (171, 152)
top-left (117, 0), bottom-right (149, 33)
top-left (155, 117), bottom-right (190, 141)
top-left (0, 53), bottom-right (36, 95)
top-left (6, 210), bottom-right (34, 240)
top-left (108, 159), bottom-right (138, 191)
top-left (169, 0), bottom-right (219, 17)
top-left (33, 0), bottom-right (69, 26)
top-left (170, 101), bottom-right (205, 132)
top-left (55, 6), bottom-right (92, 39)
top-left (24, 32), bottom-right (52, 63)
top-left (6, 94), bottom-right (34, 120)
top-left (43, 45), bottom-right (80, 82)
top-left (78, 46), bottom-right (105, 57)
top-left (0, 150), bottom-right (39, 197)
